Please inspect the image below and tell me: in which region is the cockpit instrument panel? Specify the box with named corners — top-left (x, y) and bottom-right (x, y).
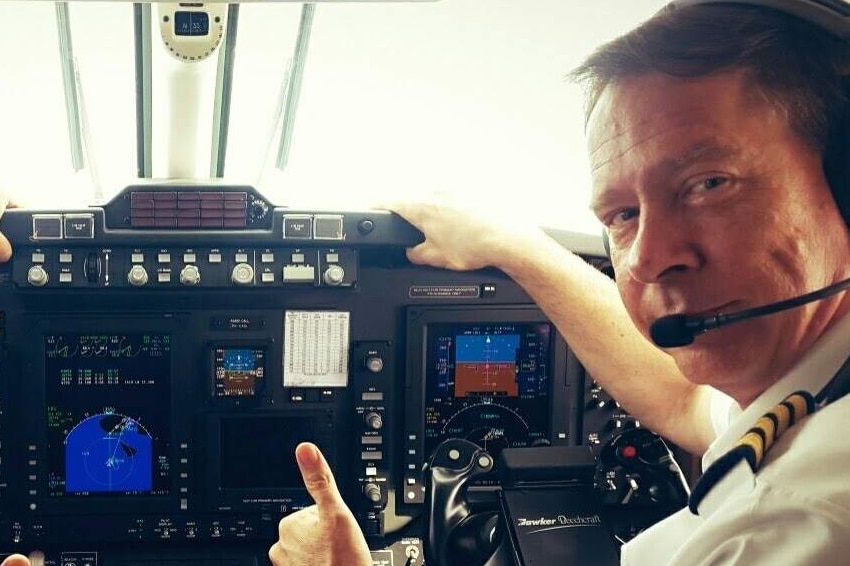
top-left (0, 184), bottom-right (633, 565)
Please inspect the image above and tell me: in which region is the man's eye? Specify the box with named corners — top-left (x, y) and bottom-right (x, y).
top-left (609, 208), bottom-right (638, 226)
top-left (687, 175), bottom-right (729, 194)
top-left (702, 176), bottom-right (727, 190)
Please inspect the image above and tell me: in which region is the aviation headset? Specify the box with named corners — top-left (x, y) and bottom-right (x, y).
top-left (599, 0), bottom-right (850, 259)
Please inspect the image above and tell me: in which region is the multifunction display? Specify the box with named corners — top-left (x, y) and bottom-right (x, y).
top-left (44, 333), bottom-right (172, 497)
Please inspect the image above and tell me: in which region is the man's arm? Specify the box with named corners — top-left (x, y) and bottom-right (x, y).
top-left (388, 200), bottom-right (716, 455)
top-left (498, 232), bottom-right (715, 454)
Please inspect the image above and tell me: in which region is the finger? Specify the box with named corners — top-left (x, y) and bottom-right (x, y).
top-left (406, 244), bottom-right (436, 266)
top-left (295, 442), bottom-right (345, 511)
top-left (1, 554), bottom-right (31, 566)
top-left (0, 231), bottom-right (12, 263)
top-left (370, 201), bottom-right (418, 229)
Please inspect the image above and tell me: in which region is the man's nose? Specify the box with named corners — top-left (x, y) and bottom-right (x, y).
top-left (622, 214), bottom-right (702, 284)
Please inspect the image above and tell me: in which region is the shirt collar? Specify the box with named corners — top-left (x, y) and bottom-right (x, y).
top-left (702, 311), bottom-right (850, 470)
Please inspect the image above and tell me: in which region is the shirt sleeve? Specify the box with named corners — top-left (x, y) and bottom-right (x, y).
top-left (664, 484), bottom-right (850, 566)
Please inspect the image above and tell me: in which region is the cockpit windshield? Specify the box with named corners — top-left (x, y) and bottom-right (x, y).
top-left (0, 1), bottom-right (666, 234)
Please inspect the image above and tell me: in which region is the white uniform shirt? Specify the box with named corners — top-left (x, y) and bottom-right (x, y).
top-left (621, 312), bottom-right (850, 565)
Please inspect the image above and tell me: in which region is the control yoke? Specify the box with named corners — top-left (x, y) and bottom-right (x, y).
top-left (423, 438), bottom-right (510, 566)
top-left (423, 430), bottom-right (691, 566)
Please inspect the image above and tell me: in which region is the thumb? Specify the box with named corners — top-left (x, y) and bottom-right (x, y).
top-left (295, 442), bottom-right (345, 511)
top-left (1, 554), bottom-right (32, 566)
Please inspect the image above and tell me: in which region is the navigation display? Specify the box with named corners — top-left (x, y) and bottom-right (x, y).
top-left (44, 333), bottom-right (171, 497)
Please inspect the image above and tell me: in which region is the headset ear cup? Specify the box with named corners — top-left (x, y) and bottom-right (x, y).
top-left (824, 78), bottom-right (850, 229)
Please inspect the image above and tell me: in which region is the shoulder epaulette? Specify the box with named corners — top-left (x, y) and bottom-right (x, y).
top-left (688, 390), bottom-right (815, 515)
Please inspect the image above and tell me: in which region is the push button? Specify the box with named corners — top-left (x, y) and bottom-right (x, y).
top-left (32, 214), bottom-right (63, 239)
top-left (283, 215), bottom-right (312, 239)
top-left (63, 213), bottom-right (94, 239)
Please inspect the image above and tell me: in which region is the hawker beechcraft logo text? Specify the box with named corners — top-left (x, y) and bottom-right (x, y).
top-left (517, 514), bottom-right (603, 534)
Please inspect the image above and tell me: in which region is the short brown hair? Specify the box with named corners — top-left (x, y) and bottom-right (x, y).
top-left (571, 3), bottom-right (850, 154)
top-left (570, 2), bottom-right (850, 220)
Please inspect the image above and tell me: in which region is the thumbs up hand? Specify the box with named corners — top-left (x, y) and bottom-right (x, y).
top-left (268, 442), bottom-right (373, 566)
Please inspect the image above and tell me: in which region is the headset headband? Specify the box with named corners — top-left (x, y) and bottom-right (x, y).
top-left (673, 0), bottom-right (850, 39)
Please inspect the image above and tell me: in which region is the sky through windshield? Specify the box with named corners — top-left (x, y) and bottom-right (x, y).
top-left (0, 1), bottom-right (666, 235)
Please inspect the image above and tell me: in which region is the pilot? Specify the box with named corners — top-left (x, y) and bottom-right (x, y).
top-left (269, 1), bottom-right (850, 565)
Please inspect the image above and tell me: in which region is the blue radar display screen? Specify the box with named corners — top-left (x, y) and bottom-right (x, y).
top-left (45, 333), bottom-right (171, 497)
top-left (65, 414), bottom-right (153, 492)
top-left (174, 11), bottom-right (209, 37)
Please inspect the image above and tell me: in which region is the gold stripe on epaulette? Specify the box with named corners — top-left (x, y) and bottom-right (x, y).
top-left (688, 390), bottom-right (816, 515)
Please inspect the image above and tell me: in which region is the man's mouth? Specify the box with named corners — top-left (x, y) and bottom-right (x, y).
top-left (676, 302), bottom-right (737, 320)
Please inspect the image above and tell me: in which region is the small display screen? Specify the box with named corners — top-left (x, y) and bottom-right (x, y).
top-left (213, 347), bottom-right (266, 397)
top-left (218, 416), bottom-right (323, 490)
top-left (44, 334), bottom-right (171, 497)
top-left (174, 11), bottom-right (210, 37)
top-left (424, 322), bottom-right (551, 461)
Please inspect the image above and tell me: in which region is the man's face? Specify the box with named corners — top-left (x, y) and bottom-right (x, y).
top-left (588, 71), bottom-right (850, 405)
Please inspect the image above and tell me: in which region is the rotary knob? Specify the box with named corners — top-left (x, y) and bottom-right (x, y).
top-left (127, 265), bottom-right (149, 287)
top-left (27, 265), bottom-right (49, 287)
top-left (180, 265), bottom-right (201, 286)
top-left (249, 199), bottom-right (269, 221)
top-left (365, 412), bottom-right (383, 430)
top-left (323, 264), bottom-right (345, 286)
top-left (365, 356), bottom-right (384, 373)
top-left (364, 483), bottom-right (382, 504)
top-left (231, 263), bottom-right (255, 285)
